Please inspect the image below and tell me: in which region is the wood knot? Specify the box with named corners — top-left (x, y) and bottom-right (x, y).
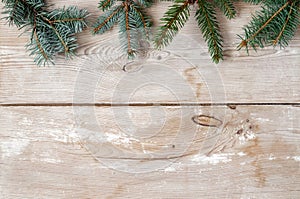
top-left (149, 50), bottom-right (170, 61)
top-left (192, 115), bottom-right (223, 128)
top-left (122, 61), bottom-right (143, 72)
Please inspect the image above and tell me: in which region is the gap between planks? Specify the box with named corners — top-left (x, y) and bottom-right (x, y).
top-left (1, 102), bottom-right (300, 107)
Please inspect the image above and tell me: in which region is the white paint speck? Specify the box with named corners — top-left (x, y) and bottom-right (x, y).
top-left (238, 131), bottom-right (256, 144)
top-left (268, 153), bottom-right (276, 160)
top-left (30, 157), bottom-right (63, 164)
top-left (105, 132), bottom-right (140, 147)
top-left (286, 156), bottom-right (300, 161)
top-left (19, 117), bottom-right (33, 125)
top-left (106, 133), bottom-right (122, 142)
top-left (50, 130), bottom-right (81, 143)
top-left (40, 158), bottom-right (63, 163)
top-left (292, 156), bottom-right (300, 162)
top-left (246, 133), bottom-right (256, 140)
top-left (257, 118), bottom-right (270, 122)
top-left (163, 162), bottom-right (183, 172)
top-left (191, 153), bottom-right (234, 165)
top-left (1, 139), bottom-right (30, 158)
top-left (237, 152), bottom-right (246, 156)
top-left (164, 166), bottom-right (176, 172)
top-left (141, 143), bottom-right (147, 154)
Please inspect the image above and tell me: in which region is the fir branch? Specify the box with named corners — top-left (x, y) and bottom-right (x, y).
top-left (93, 0), bottom-right (152, 57)
top-left (93, 5), bottom-right (123, 34)
top-left (273, 2), bottom-right (294, 45)
top-left (3, 0), bottom-right (299, 64)
top-left (8, 0), bottom-right (21, 25)
top-left (28, 27), bottom-right (55, 65)
top-left (129, 2), bottom-right (151, 50)
top-left (243, 1), bottom-right (290, 46)
top-left (243, 0), bottom-right (264, 4)
top-left (196, 0), bottom-right (223, 63)
top-left (49, 24), bottom-right (69, 53)
top-left (154, 0), bottom-right (190, 49)
top-left (124, 1), bottom-right (133, 55)
top-left (49, 18), bottom-right (84, 24)
top-left (47, 6), bottom-right (89, 33)
top-left (213, 0), bottom-right (236, 19)
top-left (136, 0), bottom-right (152, 8)
top-left (238, 0), bottom-right (299, 51)
top-left (1, 0), bottom-right (88, 66)
top-left (33, 28), bottom-right (48, 61)
top-left (154, 0), bottom-right (236, 63)
top-left (99, 0), bottom-right (115, 11)
top-left (131, 2), bottom-right (150, 38)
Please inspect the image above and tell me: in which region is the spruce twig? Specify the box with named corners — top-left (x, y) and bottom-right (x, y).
top-left (93, 0), bottom-right (152, 57)
top-left (1, 0), bottom-right (89, 66)
top-left (273, 2), bottom-right (294, 45)
top-left (154, 0), bottom-right (190, 49)
top-left (2, 1), bottom-right (300, 64)
top-left (196, 0), bottom-right (223, 63)
top-left (238, 0), bottom-right (300, 51)
top-left (213, 0), bottom-right (236, 19)
top-left (154, 0), bottom-right (233, 63)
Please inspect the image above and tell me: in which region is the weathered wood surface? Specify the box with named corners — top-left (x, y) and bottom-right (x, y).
top-left (1, 0), bottom-right (300, 198)
top-left (0, 106), bottom-right (299, 198)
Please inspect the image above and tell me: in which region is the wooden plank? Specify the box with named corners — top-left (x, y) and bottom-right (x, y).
top-left (1, 106), bottom-right (299, 198)
top-left (1, 2), bottom-right (300, 104)
top-left (1, 49), bottom-right (299, 104)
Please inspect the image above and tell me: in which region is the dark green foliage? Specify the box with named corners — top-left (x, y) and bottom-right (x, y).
top-left (238, 0), bottom-right (300, 51)
top-left (155, 0), bottom-right (233, 63)
top-left (154, 0), bottom-right (190, 49)
top-left (196, 0), bottom-right (223, 63)
top-left (1, 0), bottom-right (88, 66)
top-left (213, 0), bottom-right (236, 19)
top-left (99, 0), bottom-right (116, 11)
top-left (242, 0), bottom-right (263, 4)
top-left (155, 0), bottom-right (299, 63)
top-left (2, 0), bottom-right (299, 64)
top-left (93, 0), bottom-right (152, 57)
top-left (93, 5), bottom-right (123, 34)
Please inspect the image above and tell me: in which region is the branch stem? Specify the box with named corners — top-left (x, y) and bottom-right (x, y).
top-left (245, 1), bottom-right (290, 44)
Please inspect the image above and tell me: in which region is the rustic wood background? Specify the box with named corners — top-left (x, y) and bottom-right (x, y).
top-left (1, 1), bottom-right (299, 198)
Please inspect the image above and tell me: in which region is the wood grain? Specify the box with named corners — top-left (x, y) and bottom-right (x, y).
top-left (0, 105), bottom-right (299, 198)
top-left (1, 1), bottom-right (300, 104)
top-left (1, 1), bottom-right (299, 198)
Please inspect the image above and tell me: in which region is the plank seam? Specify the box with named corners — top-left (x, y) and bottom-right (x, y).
top-left (0, 102), bottom-right (299, 107)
